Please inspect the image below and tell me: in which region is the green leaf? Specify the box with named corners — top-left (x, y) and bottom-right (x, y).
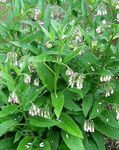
top-left (89, 100), bottom-right (104, 119)
top-left (64, 48), bottom-right (81, 64)
top-left (82, 94), bottom-right (93, 117)
top-left (29, 116), bottom-right (59, 128)
top-left (104, 92), bottom-right (119, 104)
top-left (14, 131), bottom-right (22, 143)
top-left (28, 54), bottom-right (54, 63)
top-left (68, 87), bottom-right (83, 98)
top-left (0, 137), bottom-right (17, 150)
top-left (17, 136), bottom-right (32, 150)
top-left (43, 6), bottom-right (51, 30)
top-left (64, 99), bottom-right (81, 112)
top-left (99, 110), bottom-right (119, 128)
top-left (51, 92), bottom-right (64, 118)
top-left (57, 113), bottom-right (83, 138)
top-left (62, 131), bottom-right (85, 150)
top-left (91, 131), bottom-right (105, 150)
top-left (95, 118), bottom-right (119, 140)
top-left (41, 140), bottom-right (51, 150)
top-left (0, 90), bottom-right (7, 104)
top-left (36, 63), bottom-right (54, 92)
top-left (0, 120), bottom-right (18, 137)
top-left (0, 105), bottom-right (18, 118)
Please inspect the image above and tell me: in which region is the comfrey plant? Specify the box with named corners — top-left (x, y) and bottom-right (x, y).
top-left (0, 0), bottom-right (119, 150)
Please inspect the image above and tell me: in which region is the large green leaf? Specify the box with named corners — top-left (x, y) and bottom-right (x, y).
top-left (91, 131), bottom-right (105, 150)
top-left (104, 92), bottom-right (119, 104)
top-left (0, 120), bottom-right (18, 137)
top-left (63, 48), bottom-right (81, 64)
top-left (29, 117), bottom-right (59, 128)
top-left (51, 92), bottom-right (64, 119)
top-left (62, 131), bottom-right (85, 150)
top-left (89, 100), bottom-right (104, 119)
top-left (82, 94), bottom-right (93, 117)
top-left (36, 63), bottom-right (55, 92)
top-left (57, 113), bottom-right (83, 138)
top-left (95, 118), bottom-right (119, 140)
top-left (99, 110), bottom-right (119, 128)
top-left (64, 98), bottom-right (81, 112)
top-left (0, 105), bottom-right (18, 118)
top-left (17, 136), bottom-right (32, 150)
top-left (0, 137), bottom-right (17, 150)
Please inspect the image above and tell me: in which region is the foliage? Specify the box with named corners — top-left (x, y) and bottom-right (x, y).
top-left (0, 0), bottom-right (119, 149)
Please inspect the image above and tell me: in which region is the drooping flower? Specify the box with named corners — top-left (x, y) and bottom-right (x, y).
top-left (39, 142), bottom-right (44, 148)
top-left (29, 104), bottom-right (50, 118)
top-left (117, 14), bottom-right (119, 22)
top-left (34, 8), bottom-right (40, 20)
top-left (96, 26), bottom-right (102, 34)
top-left (8, 91), bottom-right (19, 104)
top-left (116, 107), bottom-right (119, 120)
top-left (105, 88), bottom-right (114, 97)
top-left (84, 120), bottom-right (95, 132)
top-left (24, 74), bottom-right (31, 84)
top-left (34, 78), bottom-right (39, 86)
top-left (100, 75), bottom-right (112, 82)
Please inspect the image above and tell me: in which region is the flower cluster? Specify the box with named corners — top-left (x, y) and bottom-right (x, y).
top-left (100, 75), bottom-right (112, 82)
top-left (8, 91), bottom-right (19, 104)
top-left (45, 41), bottom-right (52, 48)
top-left (72, 27), bottom-right (83, 45)
top-left (5, 52), bottom-right (18, 66)
top-left (66, 68), bottom-right (84, 89)
top-left (33, 78), bottom-right (39, 86)
top-left (96, 26), bottom-right (102, 34)
top-left (105, 87), bottom-right (114, 97)
top-left (29, 104), bottom-right (50, 118)
top-left (50, 5), bottom-right (65, 21)
top-left (28, 63), bottom-right (35, 73)
top-left (84, 120), bottom-right (95, 132)
top-left (24, 74), bottom-right (31, 84)
top-left (34, 8), bottom-right (40, 21)
top-left (96, 6), bottom-right (107, 16)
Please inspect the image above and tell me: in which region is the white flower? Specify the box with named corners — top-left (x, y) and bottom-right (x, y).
top-left (68, 73), bottom-right (77, 88)
top-left (39, 142), bottom-right (44, 148)
top-left (34, 8), bottom-right (40, 20)
top-left (105, 88), bottom-right (114, 97)
top-left (117, 14), bottom-right (119, 22)
top-left (84, 120), bottom-right (94, 132)
top-left (102, 19), bottom-right (107, 25)
top-left (34, 78), bottom-right (39, 86)
top-left (24, 74), bottom-right (31, 84)
top-left (28, 63), bottom-right (35, 73)
top-left (92, 41), bottom-right (97, 47)
top-left (29, 104), bottom-right (50, 118)
top-left (5, 52), bottom-right (18, 66)
top-left (65, 68), bottom-right (74, 76)
top-left (76, 74), bottom-right (84, 89)
top-left (100, 75), bottom-right (112, 82)
top-left (96, 26), bottom-right (102, 34)
top-left (8, 91), bottom-right (19, 104)
top-left (116, 108), bottom-right (119, 120)
top-left (97, 7), bottom-right (107, 16)
top-left (0, 0), bottom-right (7, 2)
top-left (61, 35), bottom-right (67, 40)
top-left (45, 41), bottom-right (52, 48)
